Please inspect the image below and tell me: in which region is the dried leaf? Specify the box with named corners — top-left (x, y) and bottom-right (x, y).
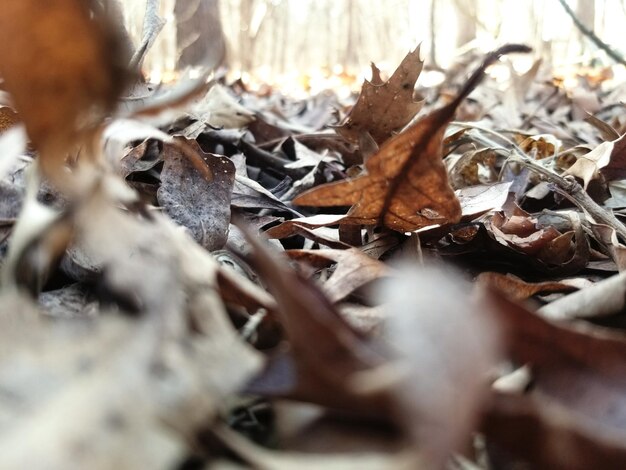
top-left (489, 291), bottom-right (626, 435)
top-left (190, 84), bottom-right (255, 129)
top-left (538, 272), bottom-right (626, 320)
top-left (565, 133), bottom-right (626, 188)
top-left (483, 392), bottom-right (626, 470)
top-left (267, 223), bottom-right (350, 249)
top-left (375, 265), bottom-right (501, 467)
top-left (295, 45), bottom-right (531, 233)
top-left (237, 221), bottom-right (390, 415)
top-left (486, 204), bottom-right (561, 255)
top-left (232, 174), bottom-right (301, 215)
top-left (477, 272), bottom-right (578, 301)
top-left (0, 0), bottom-right (130, 179)
top-left (157, 139), bottom-right (235, 250)
top-left (336, 47), bottom-right (424, 145)
top-left (287, 248), bottom-right (391, 303)
top-left (265, 214), bottom-right (348, 239)
top-left (457, 182), bottom-right (512, 218)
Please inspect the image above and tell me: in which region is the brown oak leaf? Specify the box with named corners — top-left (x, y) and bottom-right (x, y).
top-left (295, 45), bottom-right (531, 233)
top-left (335, 46), bottom-right (424, 146)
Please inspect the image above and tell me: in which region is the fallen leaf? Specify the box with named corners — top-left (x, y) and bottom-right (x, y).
top-left (538, 271), bottom-right (626, 321)
top-left (458, 182), bottom-right (512, 218)
top-left (338, 303), bottom-right (387, 334)
top-left (157, 139), bottom-right (235, 250)
top-left (488, 291), bottom-right (626, 436)
top-left (0, 0), bottom-right (130, 181)
top-left (266, 222), bottom-right (350, 249)
top-left (190, 84), bottom-right (255, 129)
top-left (477, 272), bottom-right (578, 301)
top-left (232, 174), bottom-right (301, 216)
top-left (486, 204), bottom-right (561, 255)
top-left (237, 221), bottom-right (390, 416)
top-left (374, 264), bottom-right (501, 467)
top-left (585, 113), bottom-right (620, 141)
top-left (483, 392), bottom-right (626, 470)
top-left (336, 47), bottom-right (424, 146)
top-left (565, 133), bottom-right (626, 188)
top-left (287, 248), bottom-right (391, 303)
top-left (265, 214), bottom-right (348, 239)
top-left (295, 45), bottom-right (531, 233)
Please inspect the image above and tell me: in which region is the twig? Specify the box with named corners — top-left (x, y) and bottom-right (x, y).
top-left (557, 0), bottom-right (626, 67)
top-left (509, 154), bottom-right (626, 241)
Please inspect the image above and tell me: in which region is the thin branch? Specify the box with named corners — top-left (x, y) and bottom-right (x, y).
top-left (557, 0), bottom-right (626, 67)
top-left (509, 154), bottom-right (626, 242)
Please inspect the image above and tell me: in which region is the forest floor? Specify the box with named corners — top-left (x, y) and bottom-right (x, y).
top-left (2, 3), bottom-right (626, 469)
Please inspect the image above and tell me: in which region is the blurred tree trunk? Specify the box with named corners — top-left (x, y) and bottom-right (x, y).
top-left (576, 0), bottom-right (596, 55)
top-left (174, 0), bottom-right (225, 69)
top-left (344, 1), bottom-right (359, 69)
top-left (455, 0), bottom-right (477, 48)
top-left (430, 0), bottom-right (437, 66)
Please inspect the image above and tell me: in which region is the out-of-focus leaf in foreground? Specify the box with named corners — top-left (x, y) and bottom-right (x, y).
top-left (237, 221), bottom-right (390, 415)
top-left (0, 0), bottom-right (130, 183)
top-left (483, 290), bottom-right (626, 468)
top-left (375, 265), bottom-right (502, 468)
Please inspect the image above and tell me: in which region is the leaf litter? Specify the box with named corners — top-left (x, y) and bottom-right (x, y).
top-left (3, 2), bottom-right (626, 468)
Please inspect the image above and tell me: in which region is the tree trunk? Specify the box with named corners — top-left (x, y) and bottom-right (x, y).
top-left (455, 0), bottom-right (477, 48)
top-left (576, 0), bottom-right (596, 55)
top-left (175, 0), bottom-right (225, 69)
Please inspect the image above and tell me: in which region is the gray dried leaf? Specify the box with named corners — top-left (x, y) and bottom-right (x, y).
top-left (538, 272), bottom-right (626, 320)
top-left (120, 140), bottom-right (163, 177)
top-left (232, 174), bottom-right (301, 215)
top-left (157, 142), bottom-right (235, 250)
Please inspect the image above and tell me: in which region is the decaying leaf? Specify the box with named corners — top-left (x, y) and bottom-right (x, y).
top-left (477, 272), bottom-right (579, 301)
top-left (565, 132), bottom-right (626, 189)
top-left (336, 47), bottom-right (424, 146)
top-left (538, 271), bottom-right (626, 320)
top-left (485, 291), bottom-right (626, 468)
top-left (157, 139), bottom-right (235, 251)
top-left (287, 248), bottom-right (391, 303)
top-left (295, 45), bottom-right (531, 233)
top-left (237, 221), bottom-right (391, 415)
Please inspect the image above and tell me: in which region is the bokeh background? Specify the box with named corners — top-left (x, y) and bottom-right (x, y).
top-left (122, 0), bottom-right (626, 89)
